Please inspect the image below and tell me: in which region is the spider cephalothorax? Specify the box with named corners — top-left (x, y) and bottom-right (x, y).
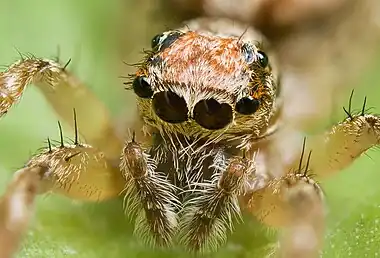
top-left (131, 26), bottom-right (278, 144)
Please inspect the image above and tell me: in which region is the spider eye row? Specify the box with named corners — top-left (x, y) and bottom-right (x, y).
top-left (130, 34), bottom-right (269, 130)
top-left (132, 76), bottom-right (261, 130)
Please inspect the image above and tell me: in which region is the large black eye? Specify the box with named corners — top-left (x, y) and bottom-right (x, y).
top-left (257, 50), bottom-right (269, 68)
top-left (193, 99), bottom-right (233, 130)
top-left (152, 91), bottom-right (188, 123)
top-left (133, 77), bottom-right (153, 98)
top-left (236, 96), bottom-right (260, 115)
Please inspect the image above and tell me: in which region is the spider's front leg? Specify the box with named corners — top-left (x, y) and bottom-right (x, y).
top-left (120, 135), bottom-right (179, 247)
top-left (179, 151), bottom-right (256, 253)
top-left (304, 92), bottom-right (380, 178)
top-left (246, 146), bottom-right (325, 258)
top-left (279, 177), bottom-right (325, 258)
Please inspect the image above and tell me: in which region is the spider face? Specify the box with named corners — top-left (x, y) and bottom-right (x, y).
top-left (133, 29), bottom-right (278, 140)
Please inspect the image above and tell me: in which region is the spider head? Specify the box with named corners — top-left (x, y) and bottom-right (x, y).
top-left (131, 29), bottom-right (278, 141)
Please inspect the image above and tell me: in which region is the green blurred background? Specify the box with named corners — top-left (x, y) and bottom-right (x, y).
top-left (1, 1), bottom-right (380, 257)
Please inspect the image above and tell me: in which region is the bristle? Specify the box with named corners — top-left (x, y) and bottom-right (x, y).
top-left (57, 121), bottom-right (64, 147)
top-left (63, 58), bottom-right (72, 70)
top-left (73, 108), bottom-right (79, 145)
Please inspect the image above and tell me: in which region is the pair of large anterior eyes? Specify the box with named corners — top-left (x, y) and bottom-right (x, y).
top-left (133, 77), bottom-right (262, 130)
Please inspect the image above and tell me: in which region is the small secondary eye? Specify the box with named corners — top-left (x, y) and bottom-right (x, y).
top-left (235, 96), bottom-right (260, 115)
top-left (133, 76), bottom-right (154, 99)
top-left (160, 32), bottom-right (182, 51)
top-left (193, 99), bottom-right (233, 130)
top-left (152, 91), bottom-right (188, 123)
top-left (257, 50), bottom-right (269, 68)
top-left (151, 33), bottom-right (163, 49)
top-left (150, 31), bottom-right (183, 51)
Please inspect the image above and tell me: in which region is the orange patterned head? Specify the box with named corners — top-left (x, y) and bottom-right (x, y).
top-left (131, 28), bottom-right (278, 141)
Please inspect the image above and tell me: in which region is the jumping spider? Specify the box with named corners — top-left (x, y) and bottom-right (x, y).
top-left (0, 16), bottom-right (379, 257)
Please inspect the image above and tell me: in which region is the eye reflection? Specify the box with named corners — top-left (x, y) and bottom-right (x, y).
top-left (193, 99), bottom-right (233, 130)
top-left (152, 91), bottom-right (188, 124)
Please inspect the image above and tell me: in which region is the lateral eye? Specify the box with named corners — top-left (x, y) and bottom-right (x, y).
top-left (132, 76), bottom-right (154, 99)
top-left (257, 50), bottom-right (269, 68)
top-left (235, 96), bottom-right (260, 115)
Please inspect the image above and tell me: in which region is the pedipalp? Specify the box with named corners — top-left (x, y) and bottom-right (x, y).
top-left (179, 152), bottom-right (256, 253)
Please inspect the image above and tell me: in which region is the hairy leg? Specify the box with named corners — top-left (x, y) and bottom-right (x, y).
top-left (306, 96), bottom-right (380, 178)
top-left (0, 127), bottom-right (125, 257)
top-left (26, 121), bottom-right (125, 201)
top-left (243, 93), bottom-right (380, 256)
top-left (244, 142), bottom-right (325, 258)
top-left (119, 136), bottom-right (179, 247)
top-left (0, 166), bottom-right (46, 258)
top-left (0, 148), bottom-right (124, 257)
top-left (178, 152), bottom-right (256, 253)
top-left (257, 93), bottom-right (380, 180)
top-left (0, 56), bottom-right (123, 158)
top-left (279, 180), bottom-right (325, 258)
top-left (247, 173), bottom-right (325, 258)
top-left (272, 93), bottom-right (380, 179)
